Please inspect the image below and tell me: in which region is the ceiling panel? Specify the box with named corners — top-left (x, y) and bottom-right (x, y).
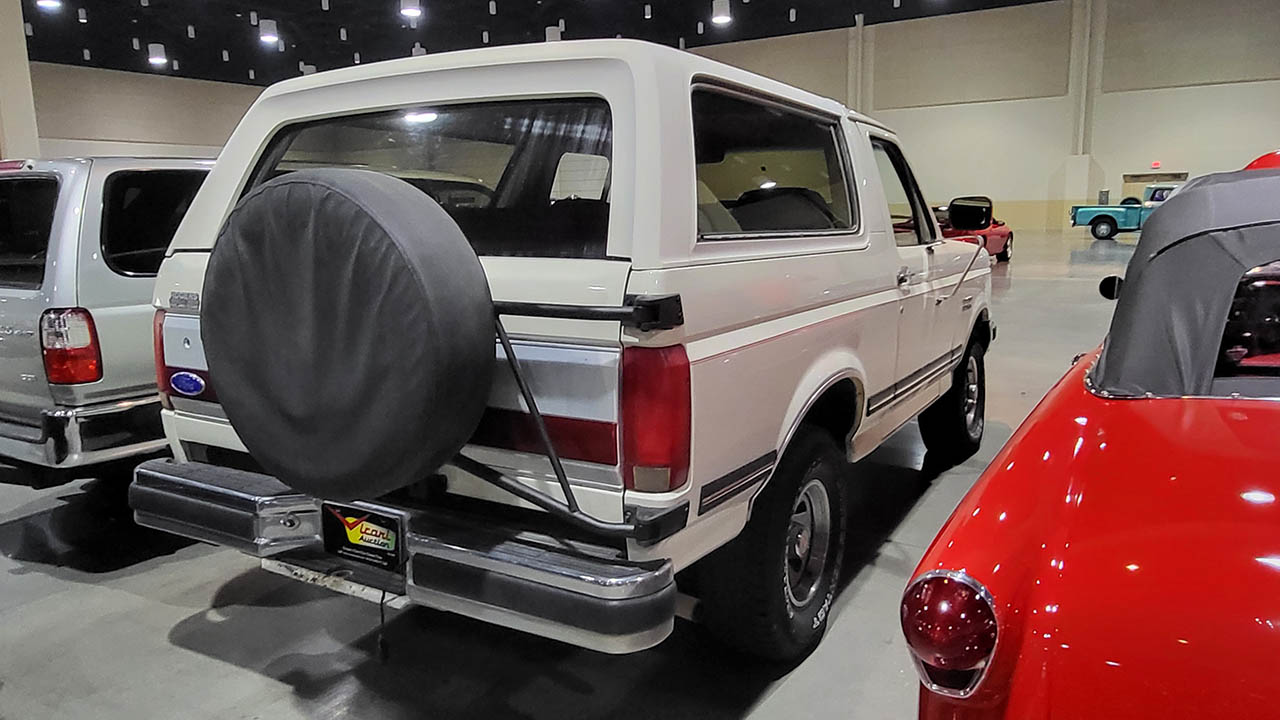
top-left (21, 0), bottom-right (1058, 86)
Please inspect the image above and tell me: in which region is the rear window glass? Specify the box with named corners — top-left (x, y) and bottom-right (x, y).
top-left (692, 88), bottom-right (854, 237)
top-left (0, 177), bottom-right (59, 290)
top-left (102, 170), bottom-right (207, 276)
top-left (250, 98), bottom-right (613, 259)
top-left (1216, 260), bottom-right (1280, 381)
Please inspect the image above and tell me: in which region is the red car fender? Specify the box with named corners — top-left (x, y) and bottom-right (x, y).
top-left (911, 353), bottom-right (1103, 716)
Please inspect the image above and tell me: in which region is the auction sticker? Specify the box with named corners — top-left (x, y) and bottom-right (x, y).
top-left (321, 503), bottom-right (403, 572)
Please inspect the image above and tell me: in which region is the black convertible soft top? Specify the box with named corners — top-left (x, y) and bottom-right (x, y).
top-left (1091, 168), bottom-right (1280, 397)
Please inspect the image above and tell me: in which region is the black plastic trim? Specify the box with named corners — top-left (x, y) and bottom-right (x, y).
top-left (493, 293), bottom-right (683, 331)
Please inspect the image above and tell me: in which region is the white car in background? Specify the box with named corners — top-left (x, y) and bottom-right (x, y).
top-left (129, 40), bottom-right (994, 662)
top-left (0, 157), bottom-right (208, 488)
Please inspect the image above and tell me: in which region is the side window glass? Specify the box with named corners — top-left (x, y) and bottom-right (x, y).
top-left (692, 88), bottom-right (854, 236)
top-left (1216, 260), bottom-right (1280, 381)
top-left (101, 169), bottom-right (207, 276)
top-left (871, 139), bottom-right (931, 247)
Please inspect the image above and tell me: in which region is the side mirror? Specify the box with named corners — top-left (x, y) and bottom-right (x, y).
top-left (946, 196), bottom-right (993, 231)
top-left (1099, 275), bottom-right (1124, 300)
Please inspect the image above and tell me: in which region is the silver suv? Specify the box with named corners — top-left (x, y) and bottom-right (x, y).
top-left (0, 157), bottom-right (209, 487)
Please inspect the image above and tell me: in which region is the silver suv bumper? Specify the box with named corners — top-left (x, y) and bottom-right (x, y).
top-left (0, 396), bottom-right (167, 475)
top-left (129, 458), bottom-right (676, 654)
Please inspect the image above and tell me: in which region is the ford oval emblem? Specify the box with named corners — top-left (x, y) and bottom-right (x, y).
top-left (169, 371), bottom-right (206, 397)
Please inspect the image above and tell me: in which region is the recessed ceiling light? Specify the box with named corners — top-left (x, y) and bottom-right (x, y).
top-left (711, 0), bottom-right (732, 25)
top-left (644, 4), bottom-right (651, 19)
top-left (482, 30), bottom-right (489, 43)
top-left (82, 48), bottom-right (90, 60)
top-left (36, 0), bottom-right (61, 10)
top-left (353, 52), bottom-right (360, 63)
top-left (131, 37), bottom-right (139, 49)
top-left (789, 7), bottom-right (796, 21)
top-left (259, 19), bottom-right (278, 44)
top-left (187, 24), bottom-right (195, 38)
top-left (339, 26), bottom-right (347, 40)
top-left (488, 1), bottom-right (496, 15)
top-left (545, 25), bottom-right (561, 41)
top-left (78, 8), bottom-right (87, 22)
top-left (400, 0), bottom-right (422, 18)
top-left (147, 42), bottom-right (166, 65)
top-left (696, 21), bottom-right (704, 34)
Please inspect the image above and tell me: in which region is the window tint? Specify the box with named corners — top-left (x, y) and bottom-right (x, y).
top-left (1216, 260), bottom-right (1280, 381)
top-left (871, 139), bottom-right (933, 247)
top-left (0, 177), bottom-right (59, 290)
top-left (692, 89), bottom-right (853, 236)
top-left (102, 170), bottom-right (207, 276)
top-left (251, 98), bottom-right (613, 259)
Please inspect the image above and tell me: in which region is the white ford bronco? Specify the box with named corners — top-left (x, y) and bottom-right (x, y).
top-left (130, 40), bottom-right (995, 661)
top-left (0, 157), bottom-right (208, 488)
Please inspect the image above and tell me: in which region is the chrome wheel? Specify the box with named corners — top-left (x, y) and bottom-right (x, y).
top-left (962, 354), bottom-right (983, 437)
top-left (785, 478), bottom-right (833, 608)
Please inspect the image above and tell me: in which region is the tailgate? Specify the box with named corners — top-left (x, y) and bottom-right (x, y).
top-left (0, 170), bottom-right (66, 427)
top-left (158, 251), bottom-right (632, 521)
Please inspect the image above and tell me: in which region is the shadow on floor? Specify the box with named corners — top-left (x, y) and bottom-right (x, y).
top-left (164, 423), bottom-right (1013, 720)
top-left (170, 570), bottom-right (788, 720)
top-left (0, 476), bottom-right (196, 575)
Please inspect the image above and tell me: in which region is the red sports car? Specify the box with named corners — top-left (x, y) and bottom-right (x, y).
top-left (933, 205), bottom-right (1012, 262)
top-left (903, 170), bottom-right (1280, 719)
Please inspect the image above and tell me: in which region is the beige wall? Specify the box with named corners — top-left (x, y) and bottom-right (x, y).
top-left (692, 0), bottom-right (1280, 230)
top-left (693, 29), bottom-right (850, 102)
top-left (30, 62), bottom-right (260, 158)
top-left (1103, 0), bottom-right (1280, 92)
top-left (872, 2), bottom-right (1071, 109)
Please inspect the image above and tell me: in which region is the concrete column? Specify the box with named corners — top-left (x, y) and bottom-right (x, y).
top-left (847, 14), bottom-right (865, 110)
top-left (0, 0), bottom-right (40, 158)
top-left (1049, 0), bottom-right (1106, 228)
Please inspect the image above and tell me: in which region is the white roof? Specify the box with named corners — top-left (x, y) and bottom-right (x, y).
top-left (258, 38), bottom-right (883, 127)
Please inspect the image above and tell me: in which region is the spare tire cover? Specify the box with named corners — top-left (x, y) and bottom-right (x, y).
top-left (202, 169), bottom-right (494, 500)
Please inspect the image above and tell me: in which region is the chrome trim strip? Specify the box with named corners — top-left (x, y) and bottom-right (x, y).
top-left (903, 569), bottom-right (999, 699)
top-left (404, 584), bottom-right (672, 655)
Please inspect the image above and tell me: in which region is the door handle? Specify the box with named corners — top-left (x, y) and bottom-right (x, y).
top-left (897, 266), bottom-right (913, 285)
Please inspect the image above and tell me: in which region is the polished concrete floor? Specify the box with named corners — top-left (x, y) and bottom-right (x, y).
top-left (0, 230), bottom-right (1136, 719)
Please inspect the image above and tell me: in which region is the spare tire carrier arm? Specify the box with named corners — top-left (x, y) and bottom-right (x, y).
top-left (453, 294), bottom-right (686, 544)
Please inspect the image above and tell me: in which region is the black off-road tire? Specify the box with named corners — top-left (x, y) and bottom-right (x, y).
top-left (1090, 217), bottom-right (1118, 240)
top-left (919, 341), bottom-right (986, 464)
top-left (996, 233), bottom-right (1012, 262)
top-left (698, 426), bottom-right (848, 662)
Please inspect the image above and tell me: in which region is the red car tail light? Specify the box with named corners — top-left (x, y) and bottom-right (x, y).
top-left (40, 308), bottom-right (102, 385)
top-left (153, 309), bottom-right (172, 408)
top-left (902, 570), bottom-right (998, 697)
top-left (621, 345), bottom-right (691, 493)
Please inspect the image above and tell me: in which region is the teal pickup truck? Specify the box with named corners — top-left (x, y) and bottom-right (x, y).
top-left (1071, 183), bottom-right (1179, 239)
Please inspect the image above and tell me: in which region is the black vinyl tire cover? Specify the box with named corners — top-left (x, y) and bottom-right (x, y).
top-left (201, 169), bottom-right (494, 500)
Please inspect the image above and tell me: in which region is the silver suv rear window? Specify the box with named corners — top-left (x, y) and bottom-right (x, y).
top-left (0, 177), bottom-right (58, 290)
top-left (248, 98), bottom-right (613, 259)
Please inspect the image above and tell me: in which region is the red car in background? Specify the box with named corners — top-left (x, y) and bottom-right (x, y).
top-left (934, 205), bottom-right (1012, 262)
top-left (903, 170), bottom-right (1280, 719)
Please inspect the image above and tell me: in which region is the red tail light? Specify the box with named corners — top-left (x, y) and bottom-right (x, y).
top-left (40, 308), bottom-right (102, 384)
top-left (621, 345), bottom-right (691, 492)
top-left (153, 309), bottom-right (172, 408)
top-left (901, 571), bottom-right (998, 697)
top-left (471, 408), bottom-right (617, 465)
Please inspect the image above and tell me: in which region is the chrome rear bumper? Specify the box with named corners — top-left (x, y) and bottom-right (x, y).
top-left (0, 396), bottom-right (167, 484)
top-left (129, 458), bottom-right (676, 654)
